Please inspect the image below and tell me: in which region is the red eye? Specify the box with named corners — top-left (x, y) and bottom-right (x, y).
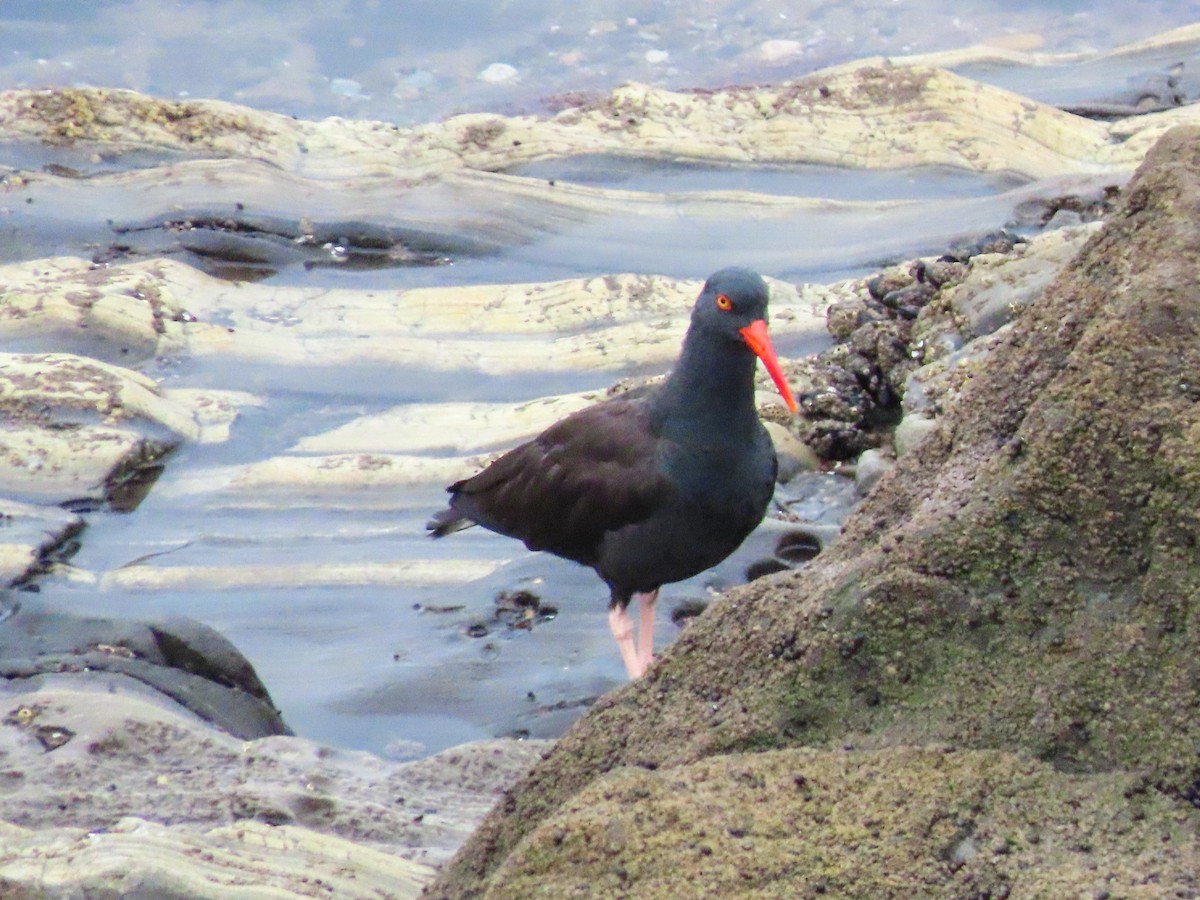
top-left (715, 294), bottom-right (733, 311)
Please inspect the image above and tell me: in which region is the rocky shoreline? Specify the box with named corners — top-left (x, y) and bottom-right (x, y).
top-left (2, 37), bottom-right (1200, 898)
top-left (430, 128), bottom-right (1200, 897)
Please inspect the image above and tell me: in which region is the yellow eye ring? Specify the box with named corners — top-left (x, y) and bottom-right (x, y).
top-left (715, 293), bottom-right (733, 311)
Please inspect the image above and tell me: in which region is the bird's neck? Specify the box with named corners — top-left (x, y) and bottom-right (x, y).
top-left (654, 332), bottom-right (760, 431)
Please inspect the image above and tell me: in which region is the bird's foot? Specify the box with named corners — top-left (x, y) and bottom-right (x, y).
top-left (609, 590), bottom-right (660, 679)
top-left (634, 589), bottom-right (659, 677)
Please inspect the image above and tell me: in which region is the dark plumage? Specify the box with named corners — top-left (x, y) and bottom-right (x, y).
top-left (428, 268), bottom-right (797, 677)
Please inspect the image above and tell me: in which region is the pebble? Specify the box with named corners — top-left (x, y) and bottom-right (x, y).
top-left (402, 70), bottom-right (436, 90)
top-left (764, 421), bottom-right (820, 484)
top-left (894, 413), bottom-right (938, 457)
top-left (760, 39), bottom-right (803, 62)
top-left (854, 448), bottom-right (893, 496)
top-left (329, 78), bottom-right (369, 99)
top-left (478, 63), bottom-right (519, 84)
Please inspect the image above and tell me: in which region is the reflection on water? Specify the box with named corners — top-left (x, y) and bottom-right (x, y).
top-left (506, 156), bottom-right (1031, 200)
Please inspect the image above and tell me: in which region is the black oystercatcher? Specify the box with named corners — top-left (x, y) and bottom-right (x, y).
top-left (427, 268), bottom-right (798, 678)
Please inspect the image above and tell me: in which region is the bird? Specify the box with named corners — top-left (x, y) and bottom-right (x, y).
top-left (427, 268), bottom-right (798, 678)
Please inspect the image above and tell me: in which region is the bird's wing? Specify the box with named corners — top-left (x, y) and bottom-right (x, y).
top-left (448, 399), bottom-right (671, 564)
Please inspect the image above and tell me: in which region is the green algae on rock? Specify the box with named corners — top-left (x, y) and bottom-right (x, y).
top-left (427, 127), bottom-right (1200, 898)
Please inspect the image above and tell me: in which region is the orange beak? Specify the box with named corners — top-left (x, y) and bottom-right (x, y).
top-left (739, 319), bottom-right (798, 413)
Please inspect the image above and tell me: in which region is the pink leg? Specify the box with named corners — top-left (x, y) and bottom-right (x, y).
top-left (608, 605), bottom-right (642, 679)
top-left (635, 589), bottom-right (659, 676)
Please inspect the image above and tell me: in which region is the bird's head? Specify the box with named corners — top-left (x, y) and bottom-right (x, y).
top-left (693, 267), bottom-right (798, 413)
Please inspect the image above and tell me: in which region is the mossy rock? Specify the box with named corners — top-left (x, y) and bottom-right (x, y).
top-left (429, 126), bottom-right (1200, 897)
top-left (486, 747), bottom-right (1198, 899)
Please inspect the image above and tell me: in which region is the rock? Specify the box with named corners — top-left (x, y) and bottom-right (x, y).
top-left (0, 351), bottom-right (253, 511)
top-left (0, 63), bottom-right (1191, 186)
top-left (792, 224), bottom-right (1100, 466)
top-left (1061, 68), bottom-right (1192, 119)
top-left (0, 261), bottom-right (826, 379)
top-left (478, 63), bottom-right (519, 84)
top-left (854, 448), bottom-right (892, 495)
top-left (892, 412), bottom-right (938, 457)
top-left (794, 318), bottom-right (910, 460)
top-left (0, 605), bottom-right (290, 739)
top-left (762, 422), bottom-right (818, 483)
top-left (0, 818), bottom-right (433, 900)
top-left (3, 46), bottom-right (1200, 900)
top-left (865, 267), bottom-right (913, 301)
top-left (935, 224), bottom-right (1101, 342)
top-left (879, 280), bottom-right (936, 319)
top-left (0, 679), bottom-right (545, 897)
top-left (0, 501), bottom-right (82, 586)
top-left (825, 295), bottom-right (888, 341)
top-left (0, 256), bottom-right (188, 364)
top-left (289, 393), bottom-right (604, 455)
top-left (483, 747), bottom-right (1198, 899)
top-left (913, 258), bottom-right (967, 289)
top-left (428, 125), bottom-right (1200, 899)
top-left (94, 556), bottom-right (502, 592)
top-left (1011, 186), bottom-right (1120, 229)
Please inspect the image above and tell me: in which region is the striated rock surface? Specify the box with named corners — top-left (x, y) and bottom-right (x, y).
top-left (0, 682), bottom-right (545, 898)
top-left (3, 36), bottom-right (1200, 900)
top-left (428, 126), bottom-right (1200, 898)
top-left (0, 65), bottom-right (1192, 180)
top-left (0, 57), bottom-right (1192, 284)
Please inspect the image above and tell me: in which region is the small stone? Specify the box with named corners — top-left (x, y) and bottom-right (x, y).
top-left (826, 299), bottom-right (886, 342)
top-left (854, 449), bottom-right (893, 495)
top-left (328, 78), bottom-right (368, 100)
top-left (478, 63), bottom-right (519, 84)
top-left (760, 39), bottom-right (802, 63)
top-left (894, 413), bottom-right (938, 457)
top-left (382, 738), bottom-right (427, 760)
top-left (764, 422), bottom-right (819, 483)
top-left (866, 269), bottom-right (912, 301)
top-left (1044, 208), bottom-right (1084, 229)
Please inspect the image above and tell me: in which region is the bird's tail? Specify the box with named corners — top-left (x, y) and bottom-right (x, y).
top-left (425, 507), bottom-right (475, 538)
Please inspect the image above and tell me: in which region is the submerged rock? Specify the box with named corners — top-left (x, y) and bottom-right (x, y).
top-left (0, 605), bottom-right (289, 740)
top-left (0, 501), bottom-right (81, 586)
top-left (0, 351), bottom-right (250, 507)
top-left (429, 126), bottom-right (1200, 898)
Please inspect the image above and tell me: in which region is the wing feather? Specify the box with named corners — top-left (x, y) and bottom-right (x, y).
top-left (447, 398), bottom-right (671, 565)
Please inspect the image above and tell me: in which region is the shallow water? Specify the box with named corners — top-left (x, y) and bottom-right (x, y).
top-left (506, 158), bottom-right (1030, 200)
top-left (1, 0), bottom-right (1194, 124)
top-left (4, 7), bottom-right (1200, 756)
